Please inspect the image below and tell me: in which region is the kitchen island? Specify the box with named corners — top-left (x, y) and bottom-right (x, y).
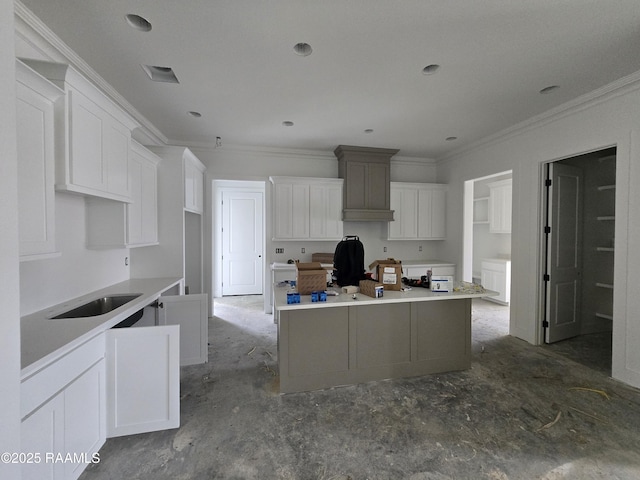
top-left (274, 284), bottom-right (496, 393)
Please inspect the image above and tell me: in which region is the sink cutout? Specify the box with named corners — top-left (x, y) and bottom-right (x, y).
top-left (50, 294), bottom-right (142, 319)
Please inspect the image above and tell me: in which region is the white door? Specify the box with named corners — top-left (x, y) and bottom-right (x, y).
top-left (222, 190), bottom-right (264, 296)
top-left (545, 163), bottom-right (583, 343)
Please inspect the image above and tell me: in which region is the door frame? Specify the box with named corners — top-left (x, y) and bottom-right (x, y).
top-left (538, 145), bottom-right (617, 347)
top-left (212, 180), bottom-right (266, 299)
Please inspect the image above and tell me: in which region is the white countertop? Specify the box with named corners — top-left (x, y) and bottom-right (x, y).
top-left (400, 259), bottom-right (456, 267)
top-left (271, 262), bottom-right (334, 270)
top-left (21, 277), bottom-right (182, 377)
top-left (274, 283), bottom-right (497, 311)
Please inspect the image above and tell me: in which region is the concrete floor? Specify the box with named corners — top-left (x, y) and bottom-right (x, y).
top-left (80, 297), bottom-right (640, 480)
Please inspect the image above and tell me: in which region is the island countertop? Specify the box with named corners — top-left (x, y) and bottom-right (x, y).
top-left (20, 276), bottom-right (183, 377)
top-left (274, 283), bottom-right (496, 312)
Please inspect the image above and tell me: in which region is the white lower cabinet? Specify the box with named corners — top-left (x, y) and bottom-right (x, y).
top-left (21, 335), bottom-right (106, 480)
top-left (158, 293), bottom-right (208, 366)
top-left (481, 259), bottom-right (511, 305)
top-left (105, 325), bottom-right (180, 438)
top-left (21, 392), bottom-right (65, 480)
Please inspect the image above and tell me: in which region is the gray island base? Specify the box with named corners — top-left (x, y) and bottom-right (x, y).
top-left (274, 285), bottom-right (497, 394)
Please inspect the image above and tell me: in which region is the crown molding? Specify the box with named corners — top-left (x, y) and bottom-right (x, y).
top-left (437, 68), bottom-right (640, 165)
top-left (15, 0), bottom-right (168, 146)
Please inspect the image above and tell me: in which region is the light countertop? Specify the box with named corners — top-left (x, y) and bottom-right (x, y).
top-left (274, 284), bottom-right (497, 312)
top-left (21, 277), bottom-right (182, 377)
top-left (400, 259), bottom-right (455, 267)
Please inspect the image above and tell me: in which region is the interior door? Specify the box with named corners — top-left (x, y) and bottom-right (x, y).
top-left (222, 190), bottom-right (264, 296)
top-left (545, 162), bottom-right (583, 343)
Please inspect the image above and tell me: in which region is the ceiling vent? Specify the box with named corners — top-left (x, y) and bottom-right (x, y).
top-left (141, 65), bottom-right (179, 84)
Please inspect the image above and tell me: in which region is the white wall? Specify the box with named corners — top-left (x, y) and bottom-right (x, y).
top-left (1, 0), bottom-right (22, 476)
top-left (196, 145), bottom-right (443, 297)
top-left (20, 194), bottom-right (130, 315)
top-left (436, 76), bottom-right (640, 388)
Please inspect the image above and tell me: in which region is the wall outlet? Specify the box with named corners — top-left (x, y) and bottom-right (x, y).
top-left (419, 245), bottom-right (423, 252)
top-left (301, 247), bottom-right (305, 253)
top-left (383, 246), bottom-right (387, 253)
top-left (275, 248), bottom-right (284, 254)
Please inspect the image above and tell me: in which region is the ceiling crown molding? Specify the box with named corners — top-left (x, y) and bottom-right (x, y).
top-left (14, 0), bottom-right (168, 146)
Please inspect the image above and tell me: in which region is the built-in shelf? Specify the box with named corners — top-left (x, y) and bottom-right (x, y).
top-left (596, 282), bottom-right (614, 289)
top-left (473, 196), bottom-right (489, 224)
top-left (597, 184), bottom-right (616, 191)
top-left (597, 247), bottom-right (615, 252)
top-left (597, 216), bottom-right (615, 221)
top-left (595, 313), bottom-right (613, 321)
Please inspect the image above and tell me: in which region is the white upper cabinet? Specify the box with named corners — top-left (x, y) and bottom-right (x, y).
top-left (270, 177), bottom-right (344, 241)
top-left (86, 141), bottom-right (160, 249)
top-left (126, 142), bottom-right (160, 247)
top-left (21, 59), bottom-right (139, 203)
top-left (388, 183), bottom-right (447, 240)
top-left (488, 179), bottom-right (512, 234)
top-left (184, 151), bottom-right (205, 214)
top-left (15, 60), bottom-right (63, 261)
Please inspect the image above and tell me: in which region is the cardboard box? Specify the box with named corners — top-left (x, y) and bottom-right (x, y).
top-left (430, 276), bottom-right (453, 293)
top-left (295, 261), bottom-right (327, 294)
top-left (369, 258), bottom-right (403, 291)
top-left (359, 280), bottom-right (384, 298)
top-left (311, 252), bottom-right (334, 265)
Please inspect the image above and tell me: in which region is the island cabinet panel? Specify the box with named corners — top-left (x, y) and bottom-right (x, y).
top-left (415, 299), bottom-right (470, 370)
top-left (281, 308), bottom-right (349, 379)
top-left (277, 297), bottom-right (473, 393)
top-left (352, 304), bottom-right (411, 368)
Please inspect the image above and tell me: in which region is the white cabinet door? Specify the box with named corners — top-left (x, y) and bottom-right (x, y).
top-left (105, 325), bottom-right (180, 437)
top-left (481, 260), bottom-right (511, 304)
top-left (103, 117), bottom-right (130, 198)
top-left (127, 142), bottom-right (159, 246)
top-left (271, 177), bottom-right (343, 241)
top-left (292, 183), bottom-right (310, 238)
top-left (68, 88), bottom-right (105, 192)
top-left (16, 61), bottom-right (62, 260)
top-left (389, 183), bottom-right (447, 240)
top-left (418, 187), bottom-right (446, 239)
top-left (309, 182), bottom-right (343, 240)
top-left (184, 155), bottom-right (205, 214)
top-left (488, 180), bottom-right (512, 234)
top-left (21, 392), bottom-right (65, 480)
top-left (159, 294), bottom-right (208, 366)
top-left (389, 186), bottom-right (418, 239)
top-left (64, 361), bottom-right (105, 480)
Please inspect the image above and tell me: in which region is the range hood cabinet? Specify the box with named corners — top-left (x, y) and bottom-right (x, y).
top-left (335, 145), bottom-right (398, 222)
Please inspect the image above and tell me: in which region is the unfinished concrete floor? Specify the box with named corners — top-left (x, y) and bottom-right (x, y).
top-left (80, 297), bottom-right (640, 480)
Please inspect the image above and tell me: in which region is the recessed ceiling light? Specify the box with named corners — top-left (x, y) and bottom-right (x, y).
top-left (293, 43), bottom-right (313, 56)
top-left (540, 85), bottom-right (559, 94)
top-left (141, 65), bottom-right (179, 83)
top-left (445, 136), bottom-right (458, 141)
top-left (422, 64), bottom-right (440, 75)
top-left (282, 121), bottom-right (294, 127)
top-left (125, 14), bottom-right (152, 32)
top-left (187, 111), bottom-right (202, 118)
top-left (364, 129), bottom-right (374, 134)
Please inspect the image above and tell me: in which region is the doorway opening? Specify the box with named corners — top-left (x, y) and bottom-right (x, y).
top-left (463, 170), bottom-right (513, 336)
top-left (541, 147), bottom-right (616, 375)
top-left (212, 180), bottom-right (266, 298)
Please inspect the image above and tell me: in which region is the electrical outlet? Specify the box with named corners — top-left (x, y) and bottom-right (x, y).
top-left (419, 245), bottom-right (423, 252)
top-left (383, 246), bottom-right (387, 253)
top-left (275, 248), bottom-right (284, 254)
top-left (301, 247), bottom-right (305, 253)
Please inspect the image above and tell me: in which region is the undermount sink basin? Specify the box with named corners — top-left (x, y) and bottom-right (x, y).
top-left (50, 294), bottom-right (143, 319)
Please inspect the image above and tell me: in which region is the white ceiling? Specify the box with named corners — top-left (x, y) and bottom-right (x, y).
top-left (19, 0), bottom-right (640, 159)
